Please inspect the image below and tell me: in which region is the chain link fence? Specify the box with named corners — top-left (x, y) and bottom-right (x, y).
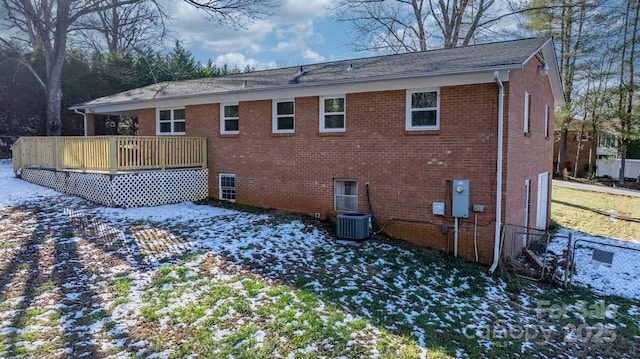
top-left (504, 224), bottom-right (640, 300)
top-left (502, 224), bottom-right (559, 282)
top-left (566, 238), bottom-right (640, 299)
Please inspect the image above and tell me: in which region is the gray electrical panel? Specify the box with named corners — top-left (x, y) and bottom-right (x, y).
top-left (452, 179), bottom-right (470, 218)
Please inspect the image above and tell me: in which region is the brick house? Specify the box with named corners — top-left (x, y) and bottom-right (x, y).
top-left (71, 37), bottom-right (564, 268)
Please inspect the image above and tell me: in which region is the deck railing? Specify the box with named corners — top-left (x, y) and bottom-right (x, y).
top-left (12, 136), bottom-right (207, 174)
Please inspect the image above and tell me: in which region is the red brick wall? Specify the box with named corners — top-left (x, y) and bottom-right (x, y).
top-left (194, 86), bottom-right (502, 263)
top-left (503, 58), bottom-right (555, 257)
top-left (137, 109), bottom-right (156, 136)
top-left (85, 114), bottom-right (95, 136)
top-left (133, 66), bottom-right (555, 265)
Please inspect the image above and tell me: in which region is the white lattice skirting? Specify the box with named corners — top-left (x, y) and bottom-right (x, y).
top-left (20, 168), bottom-right (208, 208)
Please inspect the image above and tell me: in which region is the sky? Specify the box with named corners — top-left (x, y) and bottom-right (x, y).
top-left (160, 0), bottom-right (526, 71)
top-left (162, 0), bottom-right (370, 70)
top-left (0, 0), bottom-right (525, 71)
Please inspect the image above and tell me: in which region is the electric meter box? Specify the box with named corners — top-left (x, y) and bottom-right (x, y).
top-left (452, 179), bottom-right (470, 218)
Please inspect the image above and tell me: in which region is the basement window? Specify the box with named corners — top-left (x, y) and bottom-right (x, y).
top-left (406, 89), bottom-right (439, 131)
top-left (334, 179), bottom-right (357, 212)
top-left (157, 108), bottom-right (186, 135)
top-left (219, 173), bottom-right (236, 201)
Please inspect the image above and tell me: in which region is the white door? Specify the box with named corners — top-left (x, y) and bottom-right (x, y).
top-left (536, 172), bottom-right (550, 230)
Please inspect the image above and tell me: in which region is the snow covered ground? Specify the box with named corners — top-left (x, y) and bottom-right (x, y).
top-left (1, 159), bottom-right (638, 358)
top-left (548, 228), bottom-right (640, 299)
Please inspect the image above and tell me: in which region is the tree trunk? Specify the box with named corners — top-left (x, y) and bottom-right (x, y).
top-left (618, 0), bottom-right (638, 184)
top-left (46, 83), bottom-right (63, 136)
top-left (557, 127), bottom-right (569, 177)
top-left (619, 141), bottom-right (627, 183)
top-left (574, 127), bottom-right (583, 176)
top-left (44, 0), bottom-right (71, 136)
top-left (588, 126), bottom-right (596, 177)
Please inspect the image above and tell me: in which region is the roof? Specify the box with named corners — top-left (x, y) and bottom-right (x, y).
top-left (72, 37), bottom-right (564, 113)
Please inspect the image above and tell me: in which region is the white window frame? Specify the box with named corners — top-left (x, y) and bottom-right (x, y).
top-left (334, 179), bottom-right (358, 212)
top-left (406, 89), bottom-right (440, 131)
top-left (320, 95), bottom-right (346, 133)
top-left (156, 108), bottom-right (186, 135)
top-left (272, 99), bottom-right (295, 134)
top-left (524, 91), bottom-right (530, 134)
top-left (220, 103), bottom-right (239, 135)
top-left (219, 173), bottom-right (236, 202)
top-left (544, 104), bottom-right (550, 138)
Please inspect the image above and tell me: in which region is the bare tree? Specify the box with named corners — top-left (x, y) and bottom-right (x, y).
top-left (522, 0), bottom-right (606, 177)
top-left (74, 0), bottom-right (164, 54)
top-left (579, 53), bottom-right (617, 178)
top-left (429, 0), bottom-right (495, 48)
top-left (183, 0), bottom-right (276, 24)
top-left (0, 0), bottom-right (279, 136)
top-left (330, 0), bottom-right (510, 54)
top-left (615, 0), bottom-right (639, 184)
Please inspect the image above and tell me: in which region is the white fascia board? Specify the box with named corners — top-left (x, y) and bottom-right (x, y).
top-left (524, 38), bottom-right (565, 107)
top-left (543, 41), bottom-right (566, 107)
top-left (78, 69), bottom-right (514, 115)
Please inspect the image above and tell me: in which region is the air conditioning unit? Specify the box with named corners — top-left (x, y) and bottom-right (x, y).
top-left (336, 213), bottom-right (371, 240)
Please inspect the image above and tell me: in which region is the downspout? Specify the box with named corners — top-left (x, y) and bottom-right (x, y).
top-left (489, 71), bottom-right (504, 274)
top-left (74, 109), bottom-right (87, 136)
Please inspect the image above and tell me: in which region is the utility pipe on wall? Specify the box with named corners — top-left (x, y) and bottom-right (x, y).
top-left (489, 71), bottom-right (505, 274)
top-left (454, 217), bottom-right (459, 257)
top-left (474, 212), bottom-right (478, 262)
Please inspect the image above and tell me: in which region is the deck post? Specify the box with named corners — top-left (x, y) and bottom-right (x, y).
top-left (109, 136), bottom-right (118, 174)
top-left (160, 138), bottom-right (166, 171)
top-left (82, 138), bottom-right (87, 173)
top-left (201, 138), bottom-right (207, 168)
top-left (55, 138), bottom-right (62, 171)
top-left (14, 138), bottom-right (24, 175)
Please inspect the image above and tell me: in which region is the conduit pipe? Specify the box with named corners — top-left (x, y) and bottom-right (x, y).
top-left (454, 217), bottom-right (459, 257)
top-left (489, 71), bottom-right (504, 274)
top-left (474, 212), bottom-right (479, 262)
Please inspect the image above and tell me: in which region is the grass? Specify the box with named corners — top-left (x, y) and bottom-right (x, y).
top-left (551, 186), bottom-right (640, 241)
top-left (2, 186), bottom-right (639, 359)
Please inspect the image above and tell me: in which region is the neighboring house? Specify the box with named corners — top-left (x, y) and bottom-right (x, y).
top-left (553, 128), bottom-right (595, 177)
top-left (553, 127), bottom-right (628, 178)
top-left (70, 37), bottom-right (565, 267)
top-left (594, 132), bottom-right (640, 179)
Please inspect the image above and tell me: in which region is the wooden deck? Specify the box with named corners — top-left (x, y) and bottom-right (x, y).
top-left (11, 136), bottom-right (207, 175)
top-left (11, 136), bottom-right (209, 207)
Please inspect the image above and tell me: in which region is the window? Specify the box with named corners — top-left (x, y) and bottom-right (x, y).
top-left (544, 104), bottom-right (550, 138)
top-left (524, 91), bottom-right (531, 134)
top-left (157, 108), bottom-right (186, 135)
top-left (219, 174), bottom-right (235, 201)
top-left (406, 89), bottom-right (439, 130)
top-left (273, 99), bottom-right (295, 133)
top-left (334, 179), bottom-right (357, 212)
top-left (221, 103), bottom-right (239, 134)
top-left (320, 96), bottom-right (345, 132)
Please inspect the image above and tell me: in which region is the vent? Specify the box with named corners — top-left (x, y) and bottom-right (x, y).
top-left (336, 213), bottom-right (371, 240)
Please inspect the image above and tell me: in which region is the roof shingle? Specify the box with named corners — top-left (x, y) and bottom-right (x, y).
top-left (73, 37), bottom-right (552, 108)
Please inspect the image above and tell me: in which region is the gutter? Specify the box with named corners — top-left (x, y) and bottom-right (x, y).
top-left (74, 109), bottom-right (87, 136)
top-left (489, 71), bottom-right (505, 274)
